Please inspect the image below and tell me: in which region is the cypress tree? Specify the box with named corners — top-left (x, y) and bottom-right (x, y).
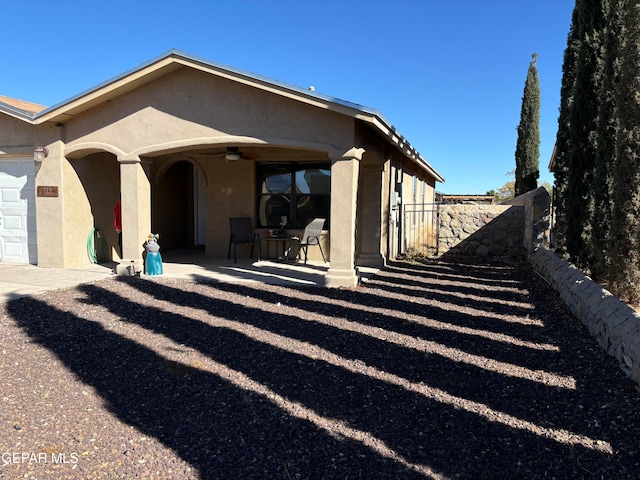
top-left (609, 0), bottom-right (640, 303)
top-left (515, 54), bottom-right (541, 197)
top-left (591, 0), bottom-right (621, 280)
top-left (565, 0), bottom-right (606, 268)
top-left (553, 7), bottom-right (580, 255)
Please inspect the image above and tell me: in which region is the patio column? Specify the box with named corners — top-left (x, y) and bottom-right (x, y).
top-left (357, 153), bottom-right (386, 268)
top-left (325, 148), bottom-right (363, 288)
top-left (115, 156), bottom-right (151, 275)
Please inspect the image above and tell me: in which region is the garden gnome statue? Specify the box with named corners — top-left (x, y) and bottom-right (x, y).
top-left (144, 233), bottom-right (163, 275)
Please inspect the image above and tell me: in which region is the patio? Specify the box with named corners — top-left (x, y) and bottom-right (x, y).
top-left (0, 249), bottom-right (379, 304)
top-left (156, 248), bottom-right (380, 286)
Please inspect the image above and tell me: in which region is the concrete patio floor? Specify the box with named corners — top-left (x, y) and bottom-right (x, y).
top-left (0, 248), bottom-right (379, 303)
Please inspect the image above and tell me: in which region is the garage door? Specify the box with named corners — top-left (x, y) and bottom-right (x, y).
top-left (0, 158), bottom-right (36, 264)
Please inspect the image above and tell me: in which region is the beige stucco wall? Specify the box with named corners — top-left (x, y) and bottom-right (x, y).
top-left (381, 156), bottom-right (392, 259)
top-left (0, 116), bottom-right (33, 152)
top-left (355, 145), bottom-right (386, 267)
top-left (4, 60), bottom-right (441, 278)
top-left (30, 66), bottom-right (363, 268)
top-left (62, 67), bottom-right (354, 158)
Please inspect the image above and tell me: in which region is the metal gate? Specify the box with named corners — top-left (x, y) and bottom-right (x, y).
top-left (401, 203), bottom-right (439, 257)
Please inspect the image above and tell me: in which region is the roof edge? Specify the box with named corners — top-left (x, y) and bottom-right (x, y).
top-left (29, 49), bottom-right (444, 182)
top-left (34, 50), bottom-right (184, 120)
top-left (0, 101), bottom-right (37, 123)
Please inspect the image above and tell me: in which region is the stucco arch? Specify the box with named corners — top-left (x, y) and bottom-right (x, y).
top-left (152, 154), bottom-right (209, 188)
top-left (128, 135), bottom-right (340, 161)
top-left (64, 142), bottom-right (126, 160)
top-left (65, 136), bottom-right (339, 164)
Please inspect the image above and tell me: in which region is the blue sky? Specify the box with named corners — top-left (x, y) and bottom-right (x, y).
top-left (2, 0), bottom-right (574, 194)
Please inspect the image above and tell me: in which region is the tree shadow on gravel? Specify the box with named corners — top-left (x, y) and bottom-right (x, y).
top-left (376, 266), bottom-right (530, 302)
top-left (6, 257), bottom-right (640, 479)
top-left (116, 274), bottom-right (634, 478)
top-left (7, 296), bottom-right (428, 479)
top-left (356, 278), bottom-right (537, 323)
top-left (374, 261), bottom-right (535, 315)
top-left (205, 277), bottom-right (560, 373)
top-left (205, 281), bottom-right (561, 376)
top-left (165, 278), bottom-right (635, 436)
top-left (384, 260), bottom-right (523, 286)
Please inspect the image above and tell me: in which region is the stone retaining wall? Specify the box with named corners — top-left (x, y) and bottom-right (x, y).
top-left (436, 187), bottom-right (640, 385)
top-left (503, 187), bottom-right (551, 256)
top-left (531, 248), bottom-right (640, 386)
top-left (438, 205), bottom-right (525, 257)
top-left (438, 187), bottom-right (551, 258)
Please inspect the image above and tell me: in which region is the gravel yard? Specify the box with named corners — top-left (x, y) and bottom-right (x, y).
top-left (1, 257), bottom-right (639, 479)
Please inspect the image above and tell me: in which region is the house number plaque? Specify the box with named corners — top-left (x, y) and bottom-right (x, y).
top-left (37, 186), bottom-right (59, 197)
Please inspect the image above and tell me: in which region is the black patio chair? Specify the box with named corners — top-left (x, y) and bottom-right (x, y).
top-left (228, 217), bottom-right (261, 263)
top-left (294, 217), bottom-right (326, 264)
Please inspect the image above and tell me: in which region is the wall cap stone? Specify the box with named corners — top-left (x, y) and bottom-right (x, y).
top-left (532, 248), bottom-right (640, 386)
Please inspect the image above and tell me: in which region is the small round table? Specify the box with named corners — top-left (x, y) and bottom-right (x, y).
top-left (262, 236), bottom-right (290, 260)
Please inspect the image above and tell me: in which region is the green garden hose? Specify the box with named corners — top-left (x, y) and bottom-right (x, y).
top-left (87, 228), bottom-right (109, 264)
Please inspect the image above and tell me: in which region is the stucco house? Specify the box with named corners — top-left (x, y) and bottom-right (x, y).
top-left (0, 50), bottom-right (443, 287)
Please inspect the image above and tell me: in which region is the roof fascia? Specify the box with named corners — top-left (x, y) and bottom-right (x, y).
top-left (30, 49), bottom-right (444, 182)
top-left (0, 101), bottom-right (36, 123)
top-left (177, 52), bottom-right (445, 183)
top-left (32, 49), bottom-right (384, 127)
top-left (360, 113), bottom-right (445, 183)
top-left (170, 50), bottom-right (378, 116)
top-left (33, 54), bottom-right (182, 124)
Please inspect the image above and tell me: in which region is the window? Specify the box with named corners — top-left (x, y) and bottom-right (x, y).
top-left (257, 162), bottom-right (330, 228)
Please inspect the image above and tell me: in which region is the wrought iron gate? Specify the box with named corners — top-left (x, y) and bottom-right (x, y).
top-left (401, 203), bottom-right (439, 257)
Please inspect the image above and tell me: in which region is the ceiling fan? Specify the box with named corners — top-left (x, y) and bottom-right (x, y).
top-left (223, 146), bottom-right (259, 161)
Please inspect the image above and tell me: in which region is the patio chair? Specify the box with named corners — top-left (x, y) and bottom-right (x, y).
top-left (294, 217), bottom-right (326, 264)
top-left (228, 217), bottom-right (261, 263)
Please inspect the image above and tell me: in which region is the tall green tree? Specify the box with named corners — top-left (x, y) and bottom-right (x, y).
top-left (609, 0), bottom-right (640, 303)
top-left (565, 0), bottom-right (607, 267)
top-left (553, 6), bottom-right (580, 255)
top-left (591, 0), bottom-right (621, 280)
top-left (515, 54), bottom-right (541, 197)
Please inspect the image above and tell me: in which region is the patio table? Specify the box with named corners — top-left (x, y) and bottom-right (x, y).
top-left (261, 236), bottom-right (290, 260)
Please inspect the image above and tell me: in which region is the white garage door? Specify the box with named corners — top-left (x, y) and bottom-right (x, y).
top-left (0, 158), bottom-right (37, 264)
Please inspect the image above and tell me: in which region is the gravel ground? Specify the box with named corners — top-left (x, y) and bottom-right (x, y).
top-left (1, 256), bottom-right (639, 479)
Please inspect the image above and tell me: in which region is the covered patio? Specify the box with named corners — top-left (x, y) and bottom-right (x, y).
top-left (147, 248), bottom-right (380, 287)
top-left (0, 249), bottom-right (380, 303)
top-left (1, 50), bottom-right (443, 287)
